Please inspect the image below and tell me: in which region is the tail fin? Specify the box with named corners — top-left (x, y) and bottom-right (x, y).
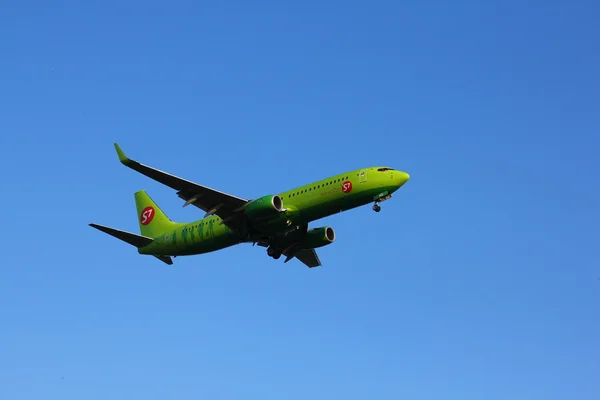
top-left (134, 190), bottom-right (179, 238)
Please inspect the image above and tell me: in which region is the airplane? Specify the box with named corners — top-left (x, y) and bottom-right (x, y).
top-left (89, 143), bottom-right (410, 268)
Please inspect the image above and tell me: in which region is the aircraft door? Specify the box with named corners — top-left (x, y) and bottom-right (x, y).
top-left (359, 169), bottom-right (368, 183)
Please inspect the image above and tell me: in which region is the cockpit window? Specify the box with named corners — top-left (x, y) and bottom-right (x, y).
top-left (377, 167), bottom-right (394, 172)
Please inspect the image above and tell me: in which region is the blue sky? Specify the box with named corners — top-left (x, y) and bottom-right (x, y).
top-left (1, 0), bottom-right (599, 398)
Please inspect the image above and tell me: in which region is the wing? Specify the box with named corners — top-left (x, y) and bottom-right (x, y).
top-left (114, 143), bottom-right (249, 230)
top-left (255, 241), bottom-right (323, 268)
top-left (286, 248), bottom-right (322, 268)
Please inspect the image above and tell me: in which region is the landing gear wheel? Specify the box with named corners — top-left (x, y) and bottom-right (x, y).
top-left (267, 247), bottom-right (282, 259)
top-left (373, 203), bottom-right (381, 212)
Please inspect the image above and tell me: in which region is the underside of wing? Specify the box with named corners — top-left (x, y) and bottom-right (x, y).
top-left (114, 143), bottom-right (249, 230)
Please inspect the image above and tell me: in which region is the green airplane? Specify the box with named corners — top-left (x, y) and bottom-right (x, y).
top-left (89, 143), bottom-right (410, 268)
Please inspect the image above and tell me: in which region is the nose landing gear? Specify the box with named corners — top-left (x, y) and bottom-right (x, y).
top-left (373, 192), bottom-right (392, 212)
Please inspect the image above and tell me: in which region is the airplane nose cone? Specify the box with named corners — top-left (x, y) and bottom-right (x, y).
top-left (396, 171), bottom-right (410, 187)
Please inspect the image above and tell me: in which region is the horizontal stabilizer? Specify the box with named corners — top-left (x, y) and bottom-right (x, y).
top-left (154, 255), bottom-right (173, 265)
top-left (89, 223), bottom-right (154, 248)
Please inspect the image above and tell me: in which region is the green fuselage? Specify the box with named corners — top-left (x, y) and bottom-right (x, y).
top-left (138, 166), bottom-right (409, 257)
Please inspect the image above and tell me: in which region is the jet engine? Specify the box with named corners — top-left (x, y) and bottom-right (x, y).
top-left (244, 195), bottom-right (284, 219)
top-left (297, 226), bottom-right (336, 249)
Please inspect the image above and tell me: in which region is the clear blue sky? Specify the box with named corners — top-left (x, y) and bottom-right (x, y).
top-left (1, 1), bottom-right (599, 398)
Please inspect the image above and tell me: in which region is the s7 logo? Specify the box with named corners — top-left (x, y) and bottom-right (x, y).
top-left (342, 181), bottom-right (353, 193)
top-left (140, 206), bottom-right (155, 225)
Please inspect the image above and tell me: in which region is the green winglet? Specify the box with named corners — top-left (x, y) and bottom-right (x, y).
top-left (114, 143), bottom-right (129, 164)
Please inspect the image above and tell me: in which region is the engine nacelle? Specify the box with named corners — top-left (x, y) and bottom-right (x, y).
top-left (244, 195), bottom-right (284, 219)
top-left (298, 226), bottom-right (336, 249)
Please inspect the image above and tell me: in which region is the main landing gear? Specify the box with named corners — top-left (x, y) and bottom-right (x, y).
top-left (267, 246), bottom-right (282, 259)
top-left (372, 203), bottom-right (381, 212)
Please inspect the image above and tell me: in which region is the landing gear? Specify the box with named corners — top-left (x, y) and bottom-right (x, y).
top-left (267, 246), bottom-right (282, 259)
top-left (373, 192), bottom-right (392, 212)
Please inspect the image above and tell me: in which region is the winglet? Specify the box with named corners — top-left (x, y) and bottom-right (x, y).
top-left (114, 143), bottom-right (129, 164)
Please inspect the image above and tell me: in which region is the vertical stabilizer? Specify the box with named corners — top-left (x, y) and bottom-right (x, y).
top-left (134, 190), bottom-right (179, 238)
